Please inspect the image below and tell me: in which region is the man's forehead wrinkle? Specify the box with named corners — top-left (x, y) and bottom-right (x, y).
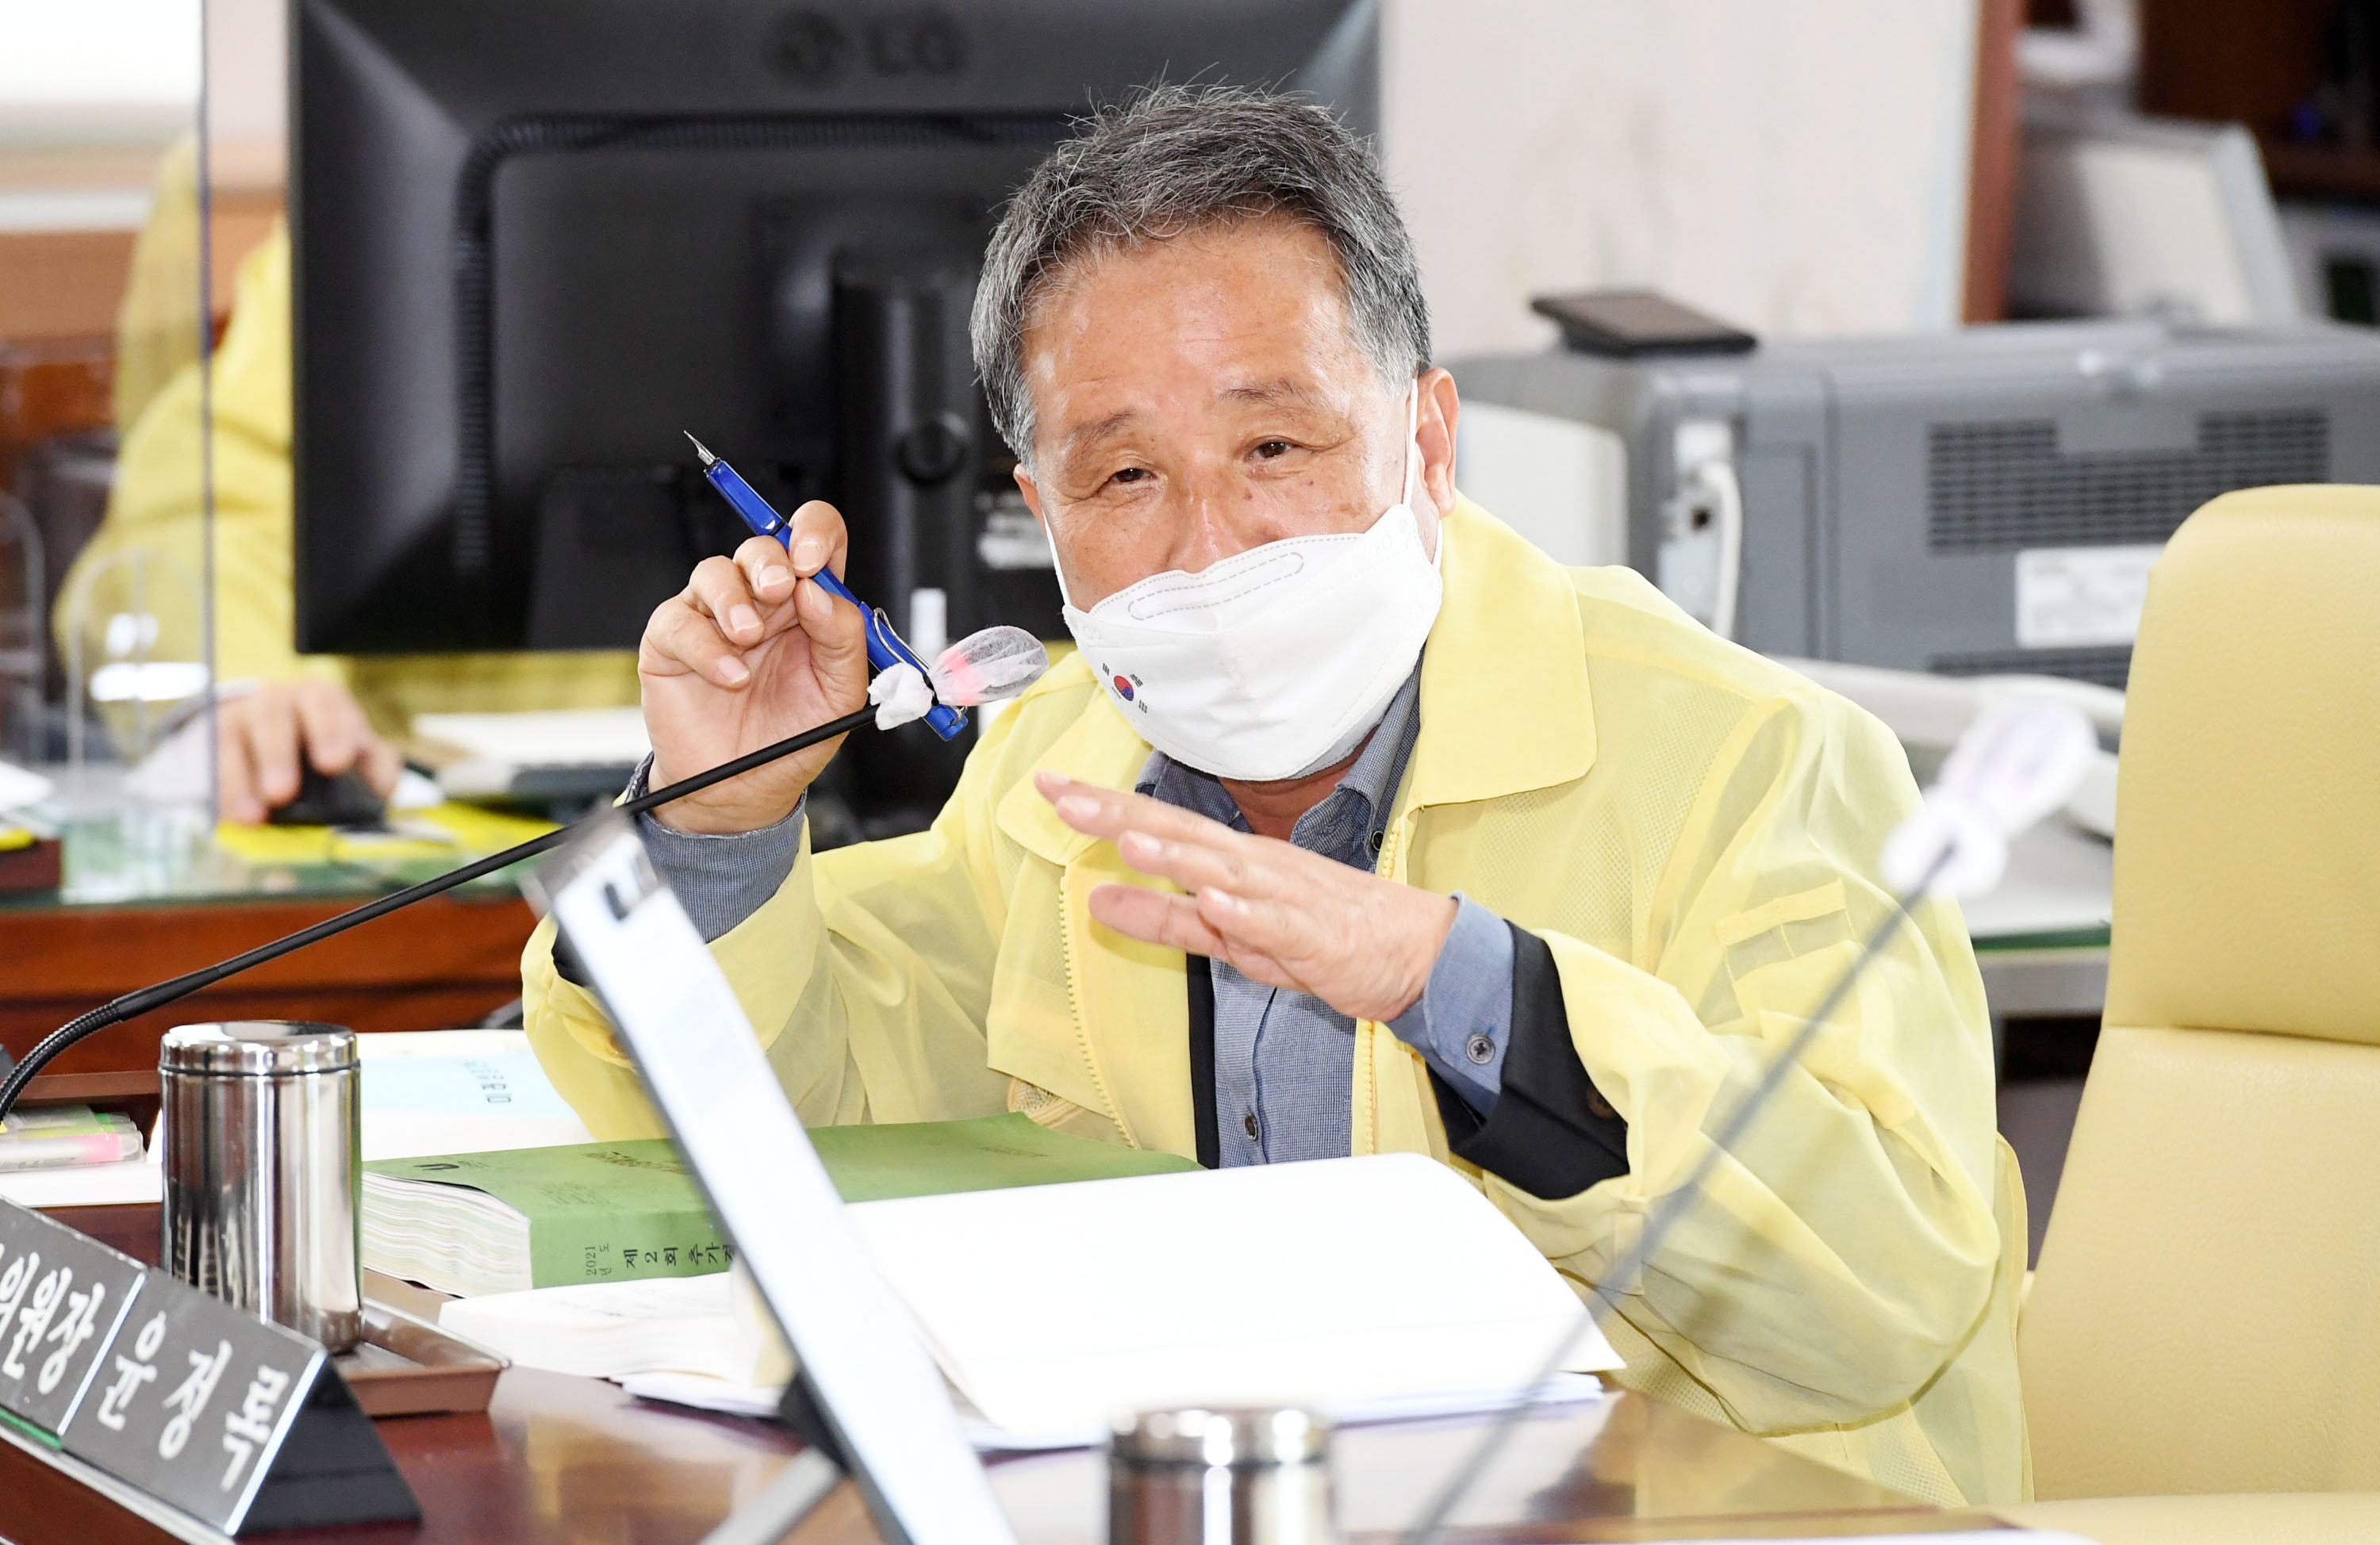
top-left (1219, 377), bottom-right (1333, 411)
top-left (1018, 219), bottom-right (1385, 471)
top-left (1061, 406), bottom-right (1141, 459)
top-left (1057, 374), bottom-right (1345, 454)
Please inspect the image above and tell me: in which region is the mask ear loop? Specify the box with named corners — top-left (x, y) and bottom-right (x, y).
top-left (1400, 380), bottom-right (1444, 570)
top-left (1040, 503), bottom-right (1080, 612)
top-left (1400, 380), bottom-right (1422, 512)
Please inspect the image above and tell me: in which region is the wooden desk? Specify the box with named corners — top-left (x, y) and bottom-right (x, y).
top-left (14, 1372), bottom-right (1987, 1545)
top-left (0, 892), bottom-right (536, 1105)
top-left (4, 1206), bottom-right (2001, 1545)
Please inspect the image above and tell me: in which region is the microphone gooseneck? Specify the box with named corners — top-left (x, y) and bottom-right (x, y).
top-left (1398, 696), bottom-right (2094, 1545)
top-left (0, 705), bottom-right (879, 1122)
top-left (1397, 853), bottom-right (1948, 1545)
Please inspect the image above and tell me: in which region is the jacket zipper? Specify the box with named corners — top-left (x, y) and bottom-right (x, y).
top-left (1056, 863), bottom-right (1133, 1147)
top-left (1360, 806), bottom-right (1418, 1148)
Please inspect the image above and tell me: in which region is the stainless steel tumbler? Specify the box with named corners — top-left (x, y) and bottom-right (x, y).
top-left (1108, 1407), bottom-right (1336, 1545)
top-left (159, 1021), bottom-right (363, 1352)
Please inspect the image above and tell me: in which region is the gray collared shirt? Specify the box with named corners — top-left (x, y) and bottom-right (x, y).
top-left (1134, 666), bottom-right (1513, 1164)
top-left (630, 666), bottom-right (1517, 1165)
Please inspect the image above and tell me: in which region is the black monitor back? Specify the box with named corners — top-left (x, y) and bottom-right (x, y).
top-left (290, 0), bottom-right (1379, 658)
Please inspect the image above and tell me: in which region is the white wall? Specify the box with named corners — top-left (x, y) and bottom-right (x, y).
top-left (0, 0), bottom-right (280, 162)
top-left (1384, 0), bottom-right (1982, 358)
top-left (0, 0), bottom-right (198, 145)
top-left (205, 0), bottom-right (286, 151)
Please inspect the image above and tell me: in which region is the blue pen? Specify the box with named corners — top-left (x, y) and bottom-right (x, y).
top-left (685, 433), bottom-right (966, 741)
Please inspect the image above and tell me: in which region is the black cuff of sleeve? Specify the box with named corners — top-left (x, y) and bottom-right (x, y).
top-left (552, 930), bottom-right (591, 988)
top-left (1429, 923), bottom-right (1630, 1202)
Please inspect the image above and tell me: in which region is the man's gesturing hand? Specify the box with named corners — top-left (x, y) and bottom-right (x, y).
top-left (1038, 772), bottom-right (1457, 1025)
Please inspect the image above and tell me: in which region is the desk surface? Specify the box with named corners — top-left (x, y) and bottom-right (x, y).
top-left (0, 872), bottom-right (536, 1116)
top-left (0, 786), bottom-right (547, 1104)
top-left (2, 784), bottom-right (541, 914)
top-left (10, 1205), bottom-right (1996, 1545)
top-left (367, 1372), bottom-right (1975, 1545)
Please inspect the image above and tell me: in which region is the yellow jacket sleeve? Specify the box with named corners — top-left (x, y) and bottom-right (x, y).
top-left (111, 134), bottom-right (205, 437)
top-left (56, 228), bottom-right (339, 693)
top-left (1360, 537), bottom-right (2013, 1504)
top-left (522, 691), bottom-right (1054, 1137)
top-left (1490, 691), bottom-right (2000, 1455)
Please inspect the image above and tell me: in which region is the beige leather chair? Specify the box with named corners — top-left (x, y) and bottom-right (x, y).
top-left (1998, 486), bottom-right (2380, 1544)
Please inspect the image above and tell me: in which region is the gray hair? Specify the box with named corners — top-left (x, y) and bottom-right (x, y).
top-left (971, 82), bottom-right (1431, 464)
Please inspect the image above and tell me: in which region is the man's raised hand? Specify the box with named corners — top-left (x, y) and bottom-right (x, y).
top-left (639, 501), bottom-right (870, 834)
top-left (1038, 772), bottom-right (1457, 1024)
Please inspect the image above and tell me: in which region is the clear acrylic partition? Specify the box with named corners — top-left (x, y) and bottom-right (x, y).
top-left (0, 0), bottom-right (268, 903)
top-left (3, 2), bottom-right (524, 909)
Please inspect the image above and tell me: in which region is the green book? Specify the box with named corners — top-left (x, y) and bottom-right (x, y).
top-left (362, 1113), bottom-right (1200, 1296)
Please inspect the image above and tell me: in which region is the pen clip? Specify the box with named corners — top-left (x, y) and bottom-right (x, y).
top-left (866, 606), bottom-right (922, 672)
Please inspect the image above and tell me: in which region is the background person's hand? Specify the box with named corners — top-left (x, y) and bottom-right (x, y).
top-left (639, 504), bottom-right (870, 834)
top-left (217, 679), bottom-right (402, 824)
top-left (1038, 772), bottom-right (1458, 1023)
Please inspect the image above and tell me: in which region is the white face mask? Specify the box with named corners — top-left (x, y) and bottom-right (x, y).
top-left (1054, 385), bottom-right (1443, 782)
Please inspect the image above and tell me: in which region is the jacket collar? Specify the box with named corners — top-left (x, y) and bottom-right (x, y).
top-left (994, 674), bottom-right (1148, 865)
top-left (994, 495), bottom-right (1598, 863)
top-left (1407, 496), bottom-right (1597, 809)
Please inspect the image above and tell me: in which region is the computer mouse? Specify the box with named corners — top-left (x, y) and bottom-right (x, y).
top-left (267, 761), bottom-right (390, 830)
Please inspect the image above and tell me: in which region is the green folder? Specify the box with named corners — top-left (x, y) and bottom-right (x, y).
top-left (363, 1113), bottom-right (1200, 1290)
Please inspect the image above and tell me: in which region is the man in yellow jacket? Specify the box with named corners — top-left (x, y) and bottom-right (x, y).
top-left (524, 86), bottom-right (2024, 1506)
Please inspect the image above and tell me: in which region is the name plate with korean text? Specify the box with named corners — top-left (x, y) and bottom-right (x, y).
top-left (0, 1200), bottom-right (417, 1536)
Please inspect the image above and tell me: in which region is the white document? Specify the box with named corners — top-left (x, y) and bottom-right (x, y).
top-left (503, 1153), bottom-right (1620, 1450)
top-left (357, 1029), bottom-right (597, 1160)
top-left (0, 1107), bottom-right (165, 1207)
top-left (1, 1033), bottom-right (597, 1206)
top-left (0, 1152), bottom-right (163, 1208)
top-left (361, 1113), bottom-right (597, 1163)
top-left (846, 1152), bottom-right (1620, 1439)
top-left (441, 1272), bottom-right (781, 1386)
top-left (410, 708), bottom-right (649, 797)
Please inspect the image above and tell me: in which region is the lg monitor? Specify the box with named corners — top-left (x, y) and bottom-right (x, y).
top-left (292, 0), bottom-right (1375, 821)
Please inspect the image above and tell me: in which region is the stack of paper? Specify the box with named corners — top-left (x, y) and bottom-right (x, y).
top-left (848, 1155), bottom-right (1616, 1438)
top-left (0, 1105), bottom-right (144, 1171)
top-left (367, 1114), bottom-right (1201, 1298)
top-left (443, 1152), bottom-right (1621, 1448)
top-left (0, 1125), bottom-right (162, 1209)
top-left (365, 1141), bottom-right (728, 1298)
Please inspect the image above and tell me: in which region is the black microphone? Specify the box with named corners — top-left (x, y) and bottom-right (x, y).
top-left (0, 706), bottom-right (878, 1121)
